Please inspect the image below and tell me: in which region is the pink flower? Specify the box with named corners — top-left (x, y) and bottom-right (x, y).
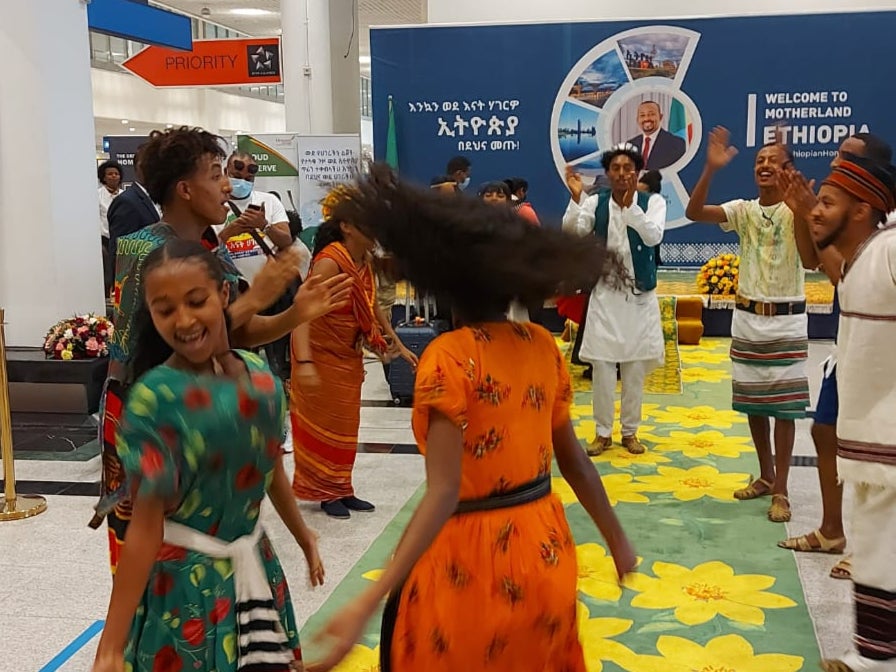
top-left (55, 342), bottom-right (64, 352)
top-left (86, 338), bottom-right (99, 351)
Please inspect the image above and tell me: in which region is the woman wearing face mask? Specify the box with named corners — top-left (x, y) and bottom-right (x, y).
top-left (92, 239), bottom-right (323, 672)
top-left (215, 152), bottom-right (296, 284)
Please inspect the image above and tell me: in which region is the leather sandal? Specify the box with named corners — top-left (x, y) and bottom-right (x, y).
top-left (830, 555), bottom-right (853, 581)
top-left (734, 477), bottom-right (773, 500)
top-left (767, 494), bottom-right (792, 523)
top-left (587, 435), bottom-right (612, 456)
top-left (778, 529), bottom-right (845, 554)
top-left (820, 660), bottom-right (855, 672)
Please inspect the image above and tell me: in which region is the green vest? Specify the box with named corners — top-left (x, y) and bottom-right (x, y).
top-left (592, 189), bottom-right (657, 292)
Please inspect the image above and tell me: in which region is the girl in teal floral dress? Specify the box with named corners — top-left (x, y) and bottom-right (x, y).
top-left (93, 239), bottom-right (324, 672)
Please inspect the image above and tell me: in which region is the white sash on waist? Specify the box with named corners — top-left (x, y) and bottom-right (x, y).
top-left (163, 520), bottom-right (294, 671)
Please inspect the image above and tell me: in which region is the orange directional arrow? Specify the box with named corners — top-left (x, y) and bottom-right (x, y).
top-left (122, 38), bottom-right (282, 88)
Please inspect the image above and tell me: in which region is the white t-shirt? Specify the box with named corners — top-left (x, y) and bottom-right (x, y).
top-left (98, 186), bottom-right (122, 238)
top-left (213, 190), bottom-right (289, 283)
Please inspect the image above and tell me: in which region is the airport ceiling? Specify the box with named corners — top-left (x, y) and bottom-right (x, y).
top-left (158, 0), bottom-right (428, 61)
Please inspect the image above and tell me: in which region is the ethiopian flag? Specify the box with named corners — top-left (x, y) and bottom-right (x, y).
top-left (669, 99), bottom-right (692, 144)
top-left (385, 95), bottom-right (398, 171)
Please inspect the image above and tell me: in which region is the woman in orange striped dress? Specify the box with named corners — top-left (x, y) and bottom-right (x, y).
top-left (307, 167), bottom-right (636, 672)
top-left (290, 189), bottom-right (417, 519)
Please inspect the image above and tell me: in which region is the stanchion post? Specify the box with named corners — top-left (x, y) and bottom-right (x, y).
top-left (0, 308), bottom-right (47, 521)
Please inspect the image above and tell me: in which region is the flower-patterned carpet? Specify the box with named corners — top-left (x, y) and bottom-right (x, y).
top-left (300, 337), bottom-right (819, 671)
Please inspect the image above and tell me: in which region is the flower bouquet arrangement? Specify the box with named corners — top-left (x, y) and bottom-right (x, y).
top-left (43, 314), bottom-right (114, 360)
top-left (697, 253), bottom-right (740, 296)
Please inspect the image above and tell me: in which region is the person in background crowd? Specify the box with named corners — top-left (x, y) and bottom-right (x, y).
top-left (478, 180), bottom-right (512, 204)
top-left (479, 181), bottom-right (530, 322)
top-left (91, 240), bottom-right (323, 672)
top-left (214, 151), bottom-right (299, 382)
top-left (94, 126), bottom-right (352, 575)
top-left (505, 177), bottom-right (541, 225)
top-left (446, 156), bottom-right (472, 191)
top-left (305, 164), bottom-right (636, 672)
top-left (805, 155), bottom-right (896, 672)
top-left (215, 151), bottom-right (293, 283)
top-left (291, 186), bottom-right (418, 520)
top-left (564, 143), bottom-right (666, 457)
top-left (99, 159), bottom-right (124, 296)
top-left (777, 132), bottom-right (893, 582)
top-left (638, 170), bottom-right (664, 266)
top-left (108, 146), bottom-right (160, 259)
top-left (686, 127), bottom-right (816, 524)
top-left (431, 175), bottom-right (460, 195)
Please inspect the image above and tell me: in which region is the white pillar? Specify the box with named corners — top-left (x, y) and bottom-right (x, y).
top-left (328, 0), bottom-right (360, 135)
top-left (0, 0), bottom-right (104, 347)
top-left (282, 0), bottom-right (334, 134)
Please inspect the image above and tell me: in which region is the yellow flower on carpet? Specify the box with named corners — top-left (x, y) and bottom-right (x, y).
top-left (679, 348), bottom-right (730, 365)
top-left (625, 560), bottom-right (796, 626)
top-left (362, 569), bottom-right (383, 581)
top-left (634, 466), bottom-right (749, 502)
top-left (577, 543), bottom-right (642, 602)
top-left (643, 430), bottom-right (754, 459)
top-left (553, 473), bottom-right (652, 506)
top-left (577, 601), bottom-right (637, 672)
top-left (331, 643), bottom-right (380, 672)
top-left (569, 403), bottom-right (592, 421)
top-left (591, 445), bottom-right (672, 469)
top-left (680, 366), bottom-right (730, 384)
top-left (621, 634), bottom-right (803, 672)
top-left (646, 405), bottom-right (745, 429)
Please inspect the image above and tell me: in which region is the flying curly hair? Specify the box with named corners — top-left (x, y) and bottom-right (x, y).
top-left (325, 164), bottom-right (632, 323)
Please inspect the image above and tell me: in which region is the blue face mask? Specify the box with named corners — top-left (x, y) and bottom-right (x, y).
top-left (229, 177), bottom-right (254, 200)
top-left (459, 177), bottom-right (471, 191)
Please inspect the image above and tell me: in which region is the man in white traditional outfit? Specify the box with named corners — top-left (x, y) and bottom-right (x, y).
top-left (686, 127), bottom-right (816, 525)
top-left (808, 155), bottom-right (896, 672)
top-left (563, 143), bottom-right (666, 456)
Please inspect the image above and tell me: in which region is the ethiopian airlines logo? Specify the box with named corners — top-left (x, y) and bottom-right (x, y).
top-left (247, 44), bottom-right (280, 78)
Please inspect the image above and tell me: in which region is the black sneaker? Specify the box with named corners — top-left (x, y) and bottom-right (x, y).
top-left (321, 500), bottom-right (351, 519)
top-left (341, 496), bottom-right (375, 512)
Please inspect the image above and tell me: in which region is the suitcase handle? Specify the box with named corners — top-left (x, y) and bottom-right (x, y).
top-left (403, 284), bottom-right (436, 325)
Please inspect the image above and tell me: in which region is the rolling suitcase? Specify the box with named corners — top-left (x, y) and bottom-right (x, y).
top-left (387, 288), bottom-right (449, 405)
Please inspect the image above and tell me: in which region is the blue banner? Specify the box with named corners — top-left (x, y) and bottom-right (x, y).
top-left (371, 12), bottom-right (890, 265)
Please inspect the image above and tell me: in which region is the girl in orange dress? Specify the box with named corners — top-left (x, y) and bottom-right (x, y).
top-left (307, 167), bottom-right (636, 672)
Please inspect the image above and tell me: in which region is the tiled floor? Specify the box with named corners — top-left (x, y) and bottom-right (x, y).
top-left (0, 340), bottom-right (859, 671)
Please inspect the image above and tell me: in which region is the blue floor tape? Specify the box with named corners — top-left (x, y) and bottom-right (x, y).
top-left (39, 620), bottom-right (105, 672)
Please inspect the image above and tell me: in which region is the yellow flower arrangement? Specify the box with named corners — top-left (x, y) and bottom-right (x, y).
top-left (696, 253), bottom-right (740, 296)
